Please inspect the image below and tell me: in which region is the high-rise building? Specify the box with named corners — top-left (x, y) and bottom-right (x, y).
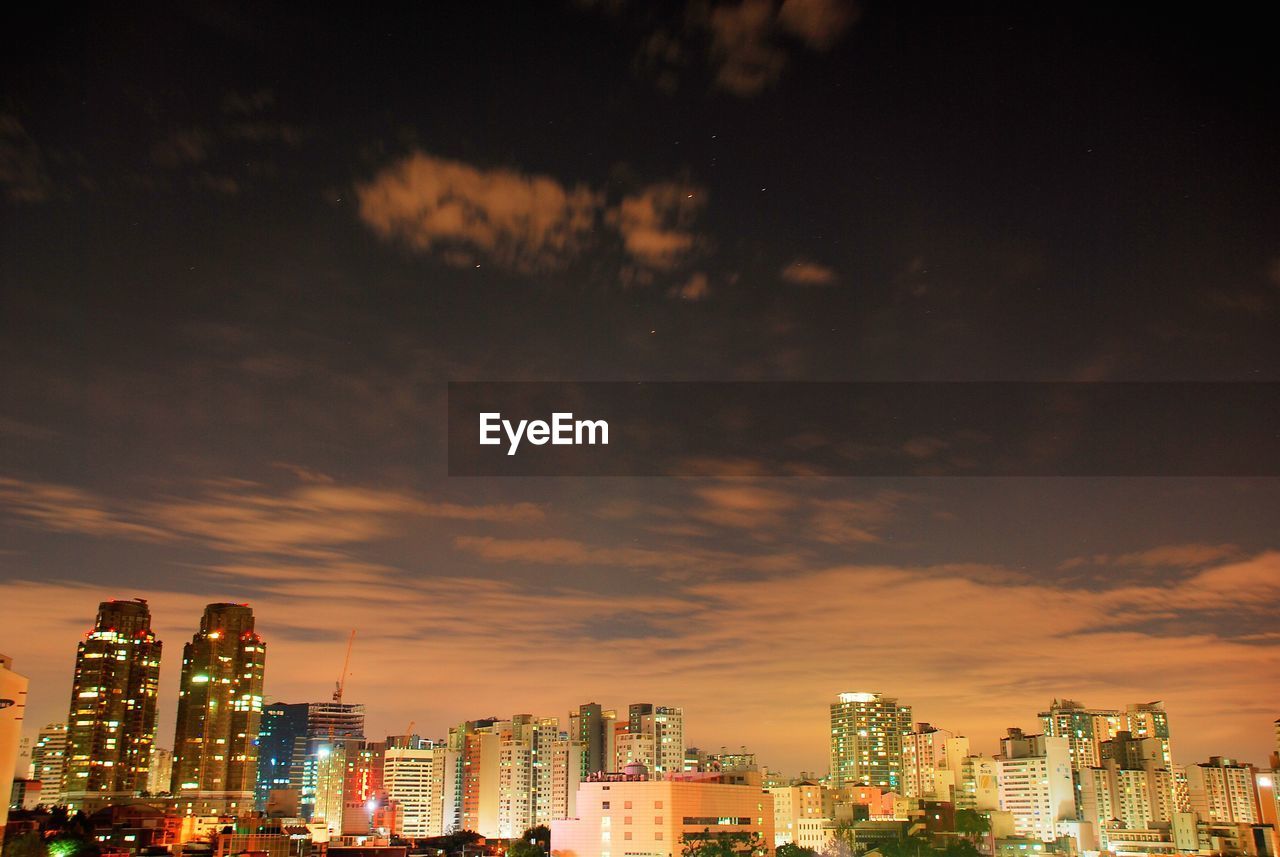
top-left (64, 599), bottom-right (162, 809)
top-left (31, 723), bottom-right (68, 806)
top-left (1184, 757), bottom-right (1260, 824)
top-left (147, 746), bottom-right (172, 795)
top-left (384, 743), bottom-right (459, 838)
top-left (1079, 731), bottom-right (1177, 850)
top-left (953, 753), bottom-right (1000, 811)
top-left (256, 701), bottom-right (308, 810)
top-left (624, 704), bottom-right (685, 778)
top-left (288, 706), bottom-right (368, 823)
top-left (1038, 699), bottom-right (1121, 772)
top-left (171, 603), bottom-right (266, 815)
top-left (532, 716), bottom-right (563, 826)
top-left (1, 654), bottom-right (30, 840)
top-left (1123, 702), bottom-right (1173, 768)
top-left (829, 692), bottom-right (912, 790)
top-left (902, 723), bottom-right (954, 800)
top-left (549, 736), bottom-right (584, 822)
top-left (294, 699), bottom-right (367, 820)
top-left (996, 729), bottom-right (1075, 843)
top-left (574, 703), bottom-right (614, 777)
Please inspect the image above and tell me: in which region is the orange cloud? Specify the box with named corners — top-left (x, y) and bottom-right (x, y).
top-left (703, 0), bottom-right (858, 96)
top-left (611, 181), bottom-right (707, 272)
top-left (356, 151), bottom-right (602, 273)
top-left (781, 259), bottom-right (837, 285)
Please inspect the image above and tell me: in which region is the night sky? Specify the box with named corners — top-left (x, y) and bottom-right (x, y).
top-left (1, 1), bottom-right (1277, 772)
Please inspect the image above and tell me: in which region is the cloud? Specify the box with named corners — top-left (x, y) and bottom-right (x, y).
top-left (0, 475), bottom-right (543, 558)
top-left (1059, 543), bottom-right (1239, 571)
top-left (675, 272), bottom-right (711, 300)
top-left (151, 129), bottom-right (214, 168)
top-left (0, 115), bottom-right (53, 202)
top-left (355, 151), bottom-right (602, 273)
top-left (611, 181), bottom-right (707, 272)
top-left (358, 151), bottom-right (709, 288)
top-left (0, 477), bottom-right (173, 542)
top-left (781, 259), bottom-right (837, 285)
top-left (690, 483), bottom-right (796, 529)
top-left (221, 89), bottom-right (276, 115)
top-left (776, 0), bottom-right (859, 50)
top-left (706, 0), bottom-right (790, 96)
top-left (703, 0), bottom-right (858, 96)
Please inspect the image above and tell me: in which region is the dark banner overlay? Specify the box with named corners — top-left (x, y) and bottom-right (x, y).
top-left (447, 382), bottom-right (1279, 477)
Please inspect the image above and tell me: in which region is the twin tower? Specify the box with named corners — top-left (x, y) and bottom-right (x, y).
top-left (65, 598), bottom-right (266, 813)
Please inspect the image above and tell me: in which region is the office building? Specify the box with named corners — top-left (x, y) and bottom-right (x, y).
top-left (829, 692), bottom-right (912, 790)
top-left (147, 745), bottom-right (172, 795)
top-left (64, 599), bottom-right (162, 808)
top-left (1185, 757), bottom-right (1261, 824)
top-left (31, 722), bottom-right (68, 806)
top-left (996, 729), bottom-right (1075, 842)
top-left (171, 603), bottom-right (266, 815)
top-left (255, 701), bottom-right (308, 809)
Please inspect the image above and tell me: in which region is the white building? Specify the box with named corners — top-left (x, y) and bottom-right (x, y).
top-left (768, 781), bottom-right (823, 846)
top-left (32, 723), bottom-right (69, 805)
top-left (1185, 757), bottom-right (1260, 824)
top-left (551, 769), bottom-right (774, 857)
top-left (384, 745), bottom-right (460, 838)
top-left (1, 655), bottom-right (31, 840)
top-left (996, 731), bottom-right (1075, 842)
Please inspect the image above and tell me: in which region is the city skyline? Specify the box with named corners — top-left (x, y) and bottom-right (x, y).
top-left (2, 0), bottom-right (1279, 815)
top-left (4, 595), bottom-right (1276, 776)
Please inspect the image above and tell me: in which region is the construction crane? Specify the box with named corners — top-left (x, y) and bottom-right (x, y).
top-left (318, 629), bottom-right (357, 838)
top-left (333, 629), bottom-right (356, 703)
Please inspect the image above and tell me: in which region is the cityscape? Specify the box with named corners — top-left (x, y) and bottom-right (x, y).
top-left (3, 3), bottom-right (1279, 857)
top-left (2, 599), bottom-right (1278, 857)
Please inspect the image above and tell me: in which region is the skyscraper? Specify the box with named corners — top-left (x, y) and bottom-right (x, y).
top-left (829, 692), bottom-right (913, 789)
top-left (64, 599), bottom-right (162, 809)
top-left (295, 701), bottom-right (366, 820)
top-left (171, 603), bottom-right (265, 815)
top-left (625, 703), bottom-right (685, 777)
top-left (575, 702), bottom-right (608, 777)
top-left (1184, 757), bottom-right (1261, 824)
top-left (147, 746), bottom-right (173, 795)
top-left (256, 701), bottom-right (308, 809)
top-left (31, 723), bottom-right (68, 806)
top-left (1, 654), bottom-right (30, 840)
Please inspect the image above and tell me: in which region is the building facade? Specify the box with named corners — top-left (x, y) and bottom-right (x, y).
top-left (551, 771), bottom-right (774, 857)
top-left (171, 602), bottom-right (266, 815)
top-left (1, 654), bottom-right (30, 838)
top-left (64, 599), bottom-right (162, 808)
top-left (829, 692), bottom-right (912, 790)
top-left (31, 722), bottom-right (68, 805)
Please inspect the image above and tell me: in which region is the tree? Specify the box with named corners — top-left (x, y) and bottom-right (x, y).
top-left (777, 844), bottom-right (819, 857)
top-left (2, 831), bottom-right (48, 857)
top-left (682, 830), bottom-right (767, 857)
top-left (823, 822), bottom-right (865, 857)
top-left (439, 830), bottom-right (484, 857)
top-left (938, 840), bottom-right (981, 857)
top-left (952, 811), bottom-right (990, 842)
top-left (508, 841), bottom-right (543, 857)
top-left (868, 832), bottom-right (931, 857)
top-left (522, 826), bottom-right (551, 851)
